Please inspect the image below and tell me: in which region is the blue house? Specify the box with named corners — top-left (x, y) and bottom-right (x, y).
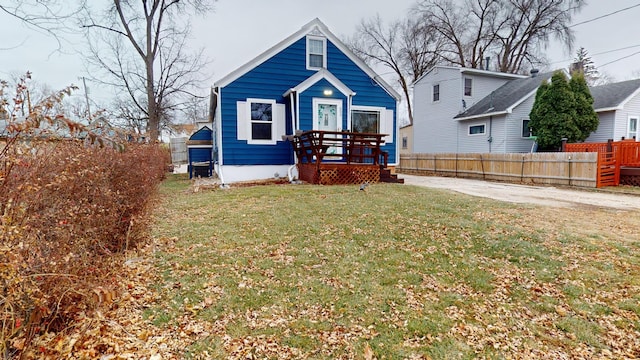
top-left (211, 18), bottom-right (400, 183)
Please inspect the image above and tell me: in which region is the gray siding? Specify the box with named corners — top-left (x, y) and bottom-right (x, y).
top-left (505, 96), bottom-right (536, 153)
top-left (413, 67), bottom-right (515, 153)
top-left (413, 67), bottom-right (461, 153)
top-left (614, 93), bottom-right (640, 140)
top-left (587, 111), bottom-right (615, 142)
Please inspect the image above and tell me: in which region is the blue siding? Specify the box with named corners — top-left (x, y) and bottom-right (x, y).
top-left (220, 36), bottom-right (397, 166)
top-left (299, 79), bottom-right (347, 131)
top-left (189, 126), bottom-right (212, 141)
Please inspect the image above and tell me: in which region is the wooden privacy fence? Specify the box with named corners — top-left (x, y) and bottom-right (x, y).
top-left (398, 152), bottom-right (598, 188)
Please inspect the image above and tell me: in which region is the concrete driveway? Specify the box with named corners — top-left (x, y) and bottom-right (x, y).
top-left (399, 174), bottom-right (640, 211)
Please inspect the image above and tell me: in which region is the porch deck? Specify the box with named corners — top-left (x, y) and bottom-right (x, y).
top-left (290, 130), bottom-right (402, 185)
top-left (566, 140), bottom-right (640, 187)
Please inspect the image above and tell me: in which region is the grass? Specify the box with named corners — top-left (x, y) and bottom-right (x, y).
top-left (147, 174), bottom-right (640, 359)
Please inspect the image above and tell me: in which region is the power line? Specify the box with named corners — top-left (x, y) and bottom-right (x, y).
top-left (598, 49), bottom-right (640, 69)
top-left (550, 44), bottom-right (640, 65)
top-left (570, 3), bottom-right (640, 28)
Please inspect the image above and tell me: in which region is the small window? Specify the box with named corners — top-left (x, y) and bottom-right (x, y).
top-left (468, 124), bottom-right (486, 135)
top-left (352, 109), bottom-right (380, 133)
top-left (522, 119), bottom-right (533, 138)
top-left (307, 36), bottom-right (326, 69)
top-left (464, 78), bottom-right (472, 96)
top-left (250, 100), bottom-right (273, 141)
top-left (402, 136), bottom-right (408, 149)
top-left (433, 84), bottom-right (440, 102)
top-left (629, 116), bottom-right (638, 140)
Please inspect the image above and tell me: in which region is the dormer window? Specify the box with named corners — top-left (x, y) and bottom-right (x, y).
top-left (307, 36), bottom-right (326, 70)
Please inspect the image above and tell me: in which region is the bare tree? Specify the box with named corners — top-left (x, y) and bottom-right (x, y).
top-left (347, 14), bottom-right (443, 125)
top-left (0, 0), bottom-right (81, 50)
top-left (413, 0), bottom-right (584, 73)
top-left (80, 0), bottom-right (215, 141)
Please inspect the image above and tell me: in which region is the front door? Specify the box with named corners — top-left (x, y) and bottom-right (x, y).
top-left (313, 98), bottom-right (342, 156)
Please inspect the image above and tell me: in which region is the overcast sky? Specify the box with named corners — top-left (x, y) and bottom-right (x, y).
top-left (1, 0), bottom-right (640, 106)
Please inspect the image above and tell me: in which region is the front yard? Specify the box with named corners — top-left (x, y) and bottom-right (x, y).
top-left (136, 175), bottom-right (640, 359)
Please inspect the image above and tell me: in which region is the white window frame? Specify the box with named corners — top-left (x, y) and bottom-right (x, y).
top-left (247, 98), bottom-right (277, 145)
top-left (468, 123), bottom-right (486, 136)
top-left (351, 105), bottom-right (384, 134)
top-left (628, 116), bottom-right (638, 140)
top-left (464, 77), bottom-right (472, 97)
top-left (432, 83), bottom-right (440, 102)
top-left (522, 119), bottom-right (533, 138)
top-left (306, 36), bottom-right (327, 70)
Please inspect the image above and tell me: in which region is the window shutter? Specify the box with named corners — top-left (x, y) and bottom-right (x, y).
top-left (383, 109), bottom-right (394, 143)
top-left (275, 103), bottom-right (286, 140)
top-left (236, 101), bottom-right (247, 140)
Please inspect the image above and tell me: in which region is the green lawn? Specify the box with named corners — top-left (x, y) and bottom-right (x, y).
top-left (147, 174), bottom-right (640, 359)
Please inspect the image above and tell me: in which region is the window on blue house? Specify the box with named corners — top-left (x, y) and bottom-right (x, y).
top-left (250, 101), bottom-right (273, 140)
top-left (307, 36), bottom-right (326, 69)
top-left (352, 109), bottom-right (380, 133)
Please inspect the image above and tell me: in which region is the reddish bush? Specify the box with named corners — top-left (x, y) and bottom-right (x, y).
top-left (0, 140), bottom-right (170, 356)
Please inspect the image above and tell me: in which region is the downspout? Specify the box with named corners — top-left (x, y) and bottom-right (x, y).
top-left (488, 115), bottom-right (493, 153)
top-left (288, 91), bottom-right (298, 182)
top-left (212, 86), bottom-right (226, 186)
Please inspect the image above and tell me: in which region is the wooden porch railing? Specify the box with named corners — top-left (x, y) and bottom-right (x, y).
top-left (565, 140), bottom-right (640, 187)
top-left (292, 130), bottom-right (388, 166)
top-left (289, 130), bottom-right (389, 185)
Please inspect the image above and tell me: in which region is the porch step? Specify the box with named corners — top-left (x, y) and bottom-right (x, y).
top-left (380, 168), bottom-right (405, 184)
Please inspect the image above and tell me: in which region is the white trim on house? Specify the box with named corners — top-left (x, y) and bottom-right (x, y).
top-left (413, 65), bottom-right (526, 86)
top-left (350, 105), bottom-right (386, 133)
top-left (283, 69), bottom-right (355, 97)
top-left (237, 98), bottom-right (286, 145)
top-left (220, 165), bottom-right (293, 183)
top-left (306, 35), bottom-right (327, 70)
top-left (312, 98), bottom-right (343, 132)
top-left (215, 18), bottom-right (400, 101)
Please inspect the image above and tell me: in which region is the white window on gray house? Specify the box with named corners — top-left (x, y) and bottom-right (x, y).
top-left (307, 36), bottom-right (326, 69)
top-left (352, 109), bottom-right (380, 133)
top-left (402, 136), bottom-right (408, 149)
top-left (522, 119), bottom-right (533, 138)
top-left (628, 116), bottom-right (638, 140)
top-left (464, 78), bottom-right (472, 96)
top-left (433, 84), bottom-right (440, 102)
top-left (250, 101), bottom-right (273, 140)
top-left (468, 124), bottom-right (486, 135)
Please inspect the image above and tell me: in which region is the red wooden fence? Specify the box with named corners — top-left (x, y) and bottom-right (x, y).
top-left (566, 140), bottom-right (640, 187)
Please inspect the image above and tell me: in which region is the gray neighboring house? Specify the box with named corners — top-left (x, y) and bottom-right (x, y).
top-left (453, 70), bottom-right (555, 153)
top-left (412, 66), bottom-right (525, 153)
top-left (587, 78), bottom-right (640, 142)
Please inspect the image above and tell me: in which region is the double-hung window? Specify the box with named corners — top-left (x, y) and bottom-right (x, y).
top-left (464, 78), bottom-right (472, 96)
top-left (249, 100), bottom-right (273, 141)
top-left (433, 84), bottom-right (440, 102)
top-left (307, 36), bottom-right (326, 70)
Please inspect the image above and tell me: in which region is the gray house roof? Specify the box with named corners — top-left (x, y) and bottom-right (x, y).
top-left (454, 71), bottom-right (555, 121)
top-left (590, 78), bottom-right (640, 112)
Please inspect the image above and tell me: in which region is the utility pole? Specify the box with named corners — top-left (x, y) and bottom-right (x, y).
top-left (81, 76), bottom-right (92, 122)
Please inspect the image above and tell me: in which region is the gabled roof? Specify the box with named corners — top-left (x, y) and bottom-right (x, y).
top-left (283, 69), bottom-right (355, 97)
top-left (590, 78), bottom-right (640, 112)
top-left (413, 65), bottom-right (525, 86)
top-left (454, 71), bottom-right (555, 121)
top-left (215, 18), bottom-right (400, 101)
